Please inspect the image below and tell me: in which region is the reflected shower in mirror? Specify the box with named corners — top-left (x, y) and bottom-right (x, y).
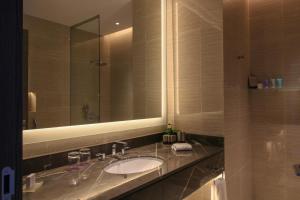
top-left (23, 0), bottom-right (162, 130)
top-left (70, 16), bottom-right (101, 125)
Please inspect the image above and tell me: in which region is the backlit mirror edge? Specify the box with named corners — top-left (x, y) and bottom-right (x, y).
top-left (23, 0), bottom-right (167, 146)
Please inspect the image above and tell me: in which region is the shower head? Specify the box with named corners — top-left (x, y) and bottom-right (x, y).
top-left (89, 60), bottom-right (107, 66)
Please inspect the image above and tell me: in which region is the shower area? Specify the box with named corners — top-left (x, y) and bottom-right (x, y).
top-left (70, 16), bottom-right (101, 125)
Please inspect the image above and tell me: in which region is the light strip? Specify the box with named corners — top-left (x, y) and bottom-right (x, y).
top-left (175, 2), bottom-right (180, 115)
top-left (161, 0), bottom-right (167, 120)
top-left (23, 0), bottom-right (167, 145)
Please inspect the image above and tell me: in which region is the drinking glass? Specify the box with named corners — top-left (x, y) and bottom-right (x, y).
top-left (67, 151), bottom-right (80, 186)
top-left (79, 148), bottom-right (91, 164)
top-left (79, 148), bottom-right (92, 180)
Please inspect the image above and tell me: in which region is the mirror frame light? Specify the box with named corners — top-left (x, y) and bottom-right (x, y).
top-left (23, 0), bottom-right (167, 145)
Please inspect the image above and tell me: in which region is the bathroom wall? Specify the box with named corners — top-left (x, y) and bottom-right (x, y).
top-left (249, 0), bottom-right (300, 199)
top-left (70, 28), bottom-right (100, 125)
top-left (23, 15), bottom-right (70, 129)
top-left (167, 0), bottom-right (175, 125)
top-left (173, 0), bottom-right (224, 136)
top-left (100, 0), bottom-right (163, 122)
top-left (99, 36), bottom-right (111, 122)
top-left (132, 0), bottom-right (162, 119)
top-left (223, 0), bottom-right (252, 200)
top-left (24, 15), bottom-right (119, 127)
top-left (101, 28), bottom-right (134, 122)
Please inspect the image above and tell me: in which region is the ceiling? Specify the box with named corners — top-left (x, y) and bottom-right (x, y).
top-left (24, 0), bottom-right (133, 35)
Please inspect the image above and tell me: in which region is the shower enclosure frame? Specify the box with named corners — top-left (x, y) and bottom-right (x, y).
top-left (69, 15), bottom-right (101, 125)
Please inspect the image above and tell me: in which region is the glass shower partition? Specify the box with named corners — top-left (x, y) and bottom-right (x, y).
top-left (70, 15), bottom-right (101, 125)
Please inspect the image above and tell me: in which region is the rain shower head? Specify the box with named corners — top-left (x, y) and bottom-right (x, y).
top-left (89, 59), bottom-right (108, 66)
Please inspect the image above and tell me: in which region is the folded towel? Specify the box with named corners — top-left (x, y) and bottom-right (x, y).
top-left (211, 177), bottom-right (227, 200)
top-left (171, 143), bottom-right (192, 151)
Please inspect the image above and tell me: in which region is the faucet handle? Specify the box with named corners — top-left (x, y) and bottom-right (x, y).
top-left (121, 145), bottom-right (130, 155)
top-left (96, 153), bottom-right (106, 161)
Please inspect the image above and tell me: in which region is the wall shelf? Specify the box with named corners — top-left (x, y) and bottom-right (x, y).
top-left (249, 88), bottom-right (300, 92)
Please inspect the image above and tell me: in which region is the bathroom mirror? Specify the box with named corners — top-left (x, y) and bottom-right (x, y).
top-left (22, 0), bottom-right (163, 130)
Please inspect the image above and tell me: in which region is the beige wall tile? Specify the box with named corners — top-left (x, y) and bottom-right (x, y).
top-left (24, 15), bottom-right (70, 129)
top-left (250, 0), bottom-right (300, 199)
top-left (102, 28), bottom-right (134, 121)
top-left (132, 0), bottom-right (162, 119)
top-left (173, 0), bottom-right (224, 135)
top-left (223, 0), bottom-right (252, 200)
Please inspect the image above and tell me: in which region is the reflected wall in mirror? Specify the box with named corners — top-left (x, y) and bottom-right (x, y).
top-left (23, 0), bottom-right (162, 130)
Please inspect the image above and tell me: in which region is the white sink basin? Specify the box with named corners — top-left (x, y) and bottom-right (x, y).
top-left (104, 156), bottom-right (164, 175)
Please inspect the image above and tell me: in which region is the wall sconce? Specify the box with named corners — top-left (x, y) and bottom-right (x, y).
top-left (28, 92), bottom-right (37, 113)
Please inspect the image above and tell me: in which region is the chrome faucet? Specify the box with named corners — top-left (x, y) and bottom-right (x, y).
top-left (112, 144), bottom-right (117, 156)
top-left (112, 141), bottom-right (129, 157)
top-left (118, 141), bottom-right (129, 155)
top-left (96, 153), bottom-right (106, 161)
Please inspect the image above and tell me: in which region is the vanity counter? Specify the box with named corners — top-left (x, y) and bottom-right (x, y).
top-left (23, 143), bottom-right (223, 200)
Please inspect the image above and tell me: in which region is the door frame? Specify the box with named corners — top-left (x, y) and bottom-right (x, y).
top-left (0, 0), bottom-right (23, 199)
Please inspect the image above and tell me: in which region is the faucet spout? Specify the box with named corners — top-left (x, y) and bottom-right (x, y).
top-left (111, 141), bottom-right (130, 157)
top-left (112, 144), bottom-right (117, 156)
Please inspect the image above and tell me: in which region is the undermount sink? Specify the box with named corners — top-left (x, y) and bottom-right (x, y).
top-left (104, 156), bottom-right (164, 175)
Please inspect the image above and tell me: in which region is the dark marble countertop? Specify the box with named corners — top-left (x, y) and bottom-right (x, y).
top-left (23, 143), bottom-right (223, 200)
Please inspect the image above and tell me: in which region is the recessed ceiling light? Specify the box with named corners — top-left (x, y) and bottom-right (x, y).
top-left (115, 22), bottom-right (120, 26)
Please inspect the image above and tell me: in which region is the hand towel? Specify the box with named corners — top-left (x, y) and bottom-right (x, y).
top-left (211, 177), bottom-right (227, 200)
top-left (171, 143), bottom-right (192, 151)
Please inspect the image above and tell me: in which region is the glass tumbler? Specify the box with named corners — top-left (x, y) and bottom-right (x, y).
top-left (79, 148), bottom-right (92, 180)
top-left (79, 148), bottom-right (91, 164)
top-left (67, 151), bottom-right (80, 186)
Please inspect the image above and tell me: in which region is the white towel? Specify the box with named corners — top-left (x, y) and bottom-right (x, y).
top-left (171, 143), bottom-right (192, 151)
top-left (211, 178), bottom-right (227, 200)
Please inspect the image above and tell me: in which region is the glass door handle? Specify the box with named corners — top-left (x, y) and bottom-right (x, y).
top-left (1, 167), bottom-right (15, 200)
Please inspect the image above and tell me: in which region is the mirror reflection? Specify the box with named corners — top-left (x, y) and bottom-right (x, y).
top-left (23, 0), bottom-right (162, 130)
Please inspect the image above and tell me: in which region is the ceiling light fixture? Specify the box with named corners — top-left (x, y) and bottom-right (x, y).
top-left (115, 22), bottom-right (120, 26)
